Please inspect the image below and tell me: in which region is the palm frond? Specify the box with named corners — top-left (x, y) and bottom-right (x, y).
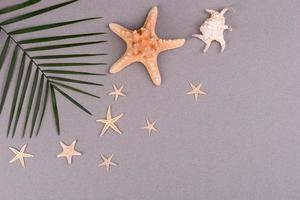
top-left (50, 85), bottom-right (60, 135)
top-left (19, 32), bottom-right (105, 44)
top-left (53, 85), bottom-right (92, 115)
top-left (42, 69), bottom-right (105, 76)
top-left (10, 18), bottom-right (101, 35)
top-left (0, 0), bottom-right (106, 138)
top-left (32, 53), bottom-right (107, 59)
top-left (38, 62), bottom-right (106, 67)
top-left (0, 0), bottom-right (78, 26)
top-left (0, 46), bottom-right (19, 114)
top-left (7, 53), bottom-right (26, 135)
top-left (50, 81), bottom-right (100, 99)
top-left (47, 76), bottom-right (104, 86)
top-left (0, 36), bottom-right (10, 70)
top-left (0, 0), bottom-right (41, 15)
top-left (25, 41), bottom-right (106, 51)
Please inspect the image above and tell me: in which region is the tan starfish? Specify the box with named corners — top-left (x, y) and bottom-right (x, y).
top-left (96, 106), bottom-right (124, 136)
top-left (109, 6), bottom-right (185, 86)
top-left (98, 154), bottom-right (118, 172)
top-left (57, 140), bottom-right (82, 165)
top-left (143, 119), bottom-right (158, 136)
top-left (187, 82), bottom-right (207, 101)
top-left (109, 84), bottom-right (126, 101)
top-left (9, 144), bottom-right (33, 168)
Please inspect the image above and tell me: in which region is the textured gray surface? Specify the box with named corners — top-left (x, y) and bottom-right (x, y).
top-left (0, 0), bottom-right (300, 199)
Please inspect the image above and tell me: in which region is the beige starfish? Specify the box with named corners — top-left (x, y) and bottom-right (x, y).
top-left (187, 82), bottom-right (207, 101)
top-left (98, 154), bottom-right (118, 172)
top-left (96, 106), bottom-right (124, 136)
top-left (9, 144), bottom-right (33, 168)
top-left (109, 6), bottom-right (185, 86)
top-left (57, 140), bottom-right (82, 165)
top-left (143, 119), bottom-right (158, 136)
top-left (109, 84), bottom-right (126, 101)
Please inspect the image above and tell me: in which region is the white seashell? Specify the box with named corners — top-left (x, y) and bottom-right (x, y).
top-left (192, 7), bottom-right (232, 53)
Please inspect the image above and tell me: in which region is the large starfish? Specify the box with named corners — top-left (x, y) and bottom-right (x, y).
top-left (109, 6), bottom-right (185, 86)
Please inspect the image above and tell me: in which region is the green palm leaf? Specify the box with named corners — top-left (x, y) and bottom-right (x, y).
top-left (0, 36), bottom-right (10, 71)
top-left (50, 85), bottom-right (60, 135)
top-left (0, 46), bottom-right (19, 114)
top-left (21, 69), bottom-right (39, 138)
top-left (11, 61), bottom-right (33, 136)
top-left (53, 85), bottom-right (92, 115)
top-left (47, 76), bottom-right (104, 86)
top-left (10, 18), bottom-right (101, 35)
top-left (0, 0), bottom-right (41, 15)
top-left (38, 62), bottom-right (106, 67)
top-left (42, 70), bottom-right (105, 76)
top-left (50, 81), bottom-right (100, 99)
top-left (32, 53), bottom-right (107, 59)
top-left (19, 32), bottom-right (105, 44)
top-left (35, 81), bottom-right (49, 136)
top-left (25, 41), bottom-right (105, 51)
top-left (0, 0), bottom-right (78, 26)
top-left (29, 76), bottom-right (44, 137)
top-left (0, 0), bottom-right (105, 138)
top-left (7, 53), bottom-right (26, 135)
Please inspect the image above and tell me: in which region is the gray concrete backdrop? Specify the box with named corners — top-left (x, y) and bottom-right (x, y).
top-left (0, 0), bottom-right (300, 199)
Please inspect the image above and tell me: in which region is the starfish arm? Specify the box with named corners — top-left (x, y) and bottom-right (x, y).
top-left (20, 144), bottom-right (27, 152)
top-left (99, 162), bottom-right (105, 167)
top-left (96, 119), bottom-right (107, 123)
top-left (9, 156), bottom-right (19, 163)
top-left (110, 123), bottom-right (122, 134)
top-left (74, 151), bottom-right (82, 156)
top-left (59, 142), bottom-right (67, 148)
top-left (57, 153), bottom-right (65, 158)
top-left (107, 106), bottom-right (112, 120)
top-left (71, 140), bottom-right (77, 148)
top-left (158, 39), bottom-right (185, 52)
top-left (109, 23), bottom-right (132, 42)
top-left (67, 156), bottom-right (72, 165)
top-left (112, 113), bottom-right (124, 122)
top-left (19, 158), bottom-right (25, 168)
top-left (23, 153), bottom-right (34, 158)
top-left (143, 6), bottom-right (158, 32)
top-left (106, 164), bottom-right (110, 171)
top-left (110, 54), bottom-right (136, 74)
top-left (100, 123), bottom-right (110, 136)
top-left (141, 57), bottom-right (161, 86)
top-left (9, 147), bottom-right (19, 154)
top-left (110, 162), bottom-right (118, 166)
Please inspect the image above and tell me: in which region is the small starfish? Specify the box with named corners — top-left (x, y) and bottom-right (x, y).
top-left (109, 84), bottom-right (126, 101)
top-left (142, 119), bottom-right (158, 136)
top-left (98, 154), bottom-right (118, 172)
top-left (9, 144), bottom-right (33, 168)
top-left (96, 106), bottom-right (124, 136)
top-left (187, 82), bottom-right (207, 101)
top-left (109, 6), bottom-right (185, 86)
top-left (57, 140), bottom-right (82, 165)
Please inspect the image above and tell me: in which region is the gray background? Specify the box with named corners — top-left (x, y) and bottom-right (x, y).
top-left (0, 0), bottom-right (300, 199)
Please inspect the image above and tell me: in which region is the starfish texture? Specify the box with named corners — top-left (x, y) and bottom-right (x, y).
top-left (192, 7), bottom-right (232, 52)
top-left (96, 106), bottom-right (124, 136)
top-left (109, 84), bottom-right (126, 101)
top-left (57, 140), bottom-right (82, 165)
top-left (98, 154), bottom-right (118, 172)
top-left (187, 82), bottom-right (207, 101)
top-left (109, 6), bottom-right (185, 86)
top-left (143, 119), bottom-right (158, 136)
top-left (9, 144), bottom-right (33, 168)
